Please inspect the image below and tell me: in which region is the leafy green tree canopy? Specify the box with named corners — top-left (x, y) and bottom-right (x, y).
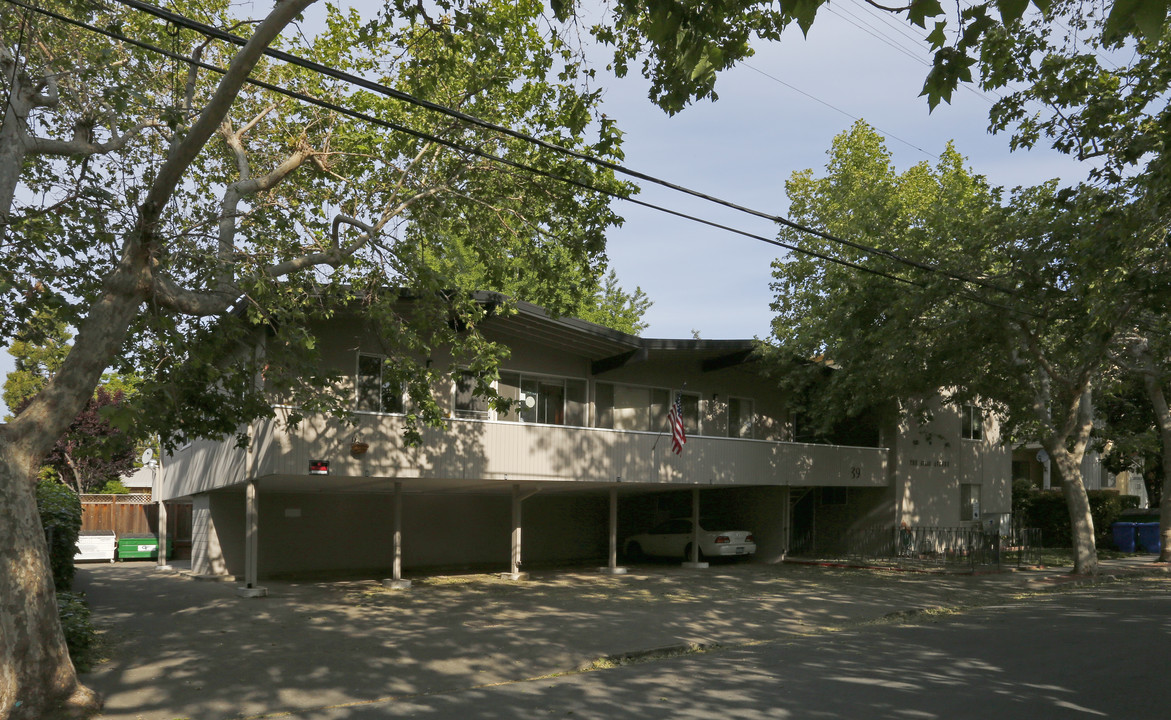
top-left (768, 121), bottom-right (1160, 574)
top-left (2, 309), bottom-right (72, 417)
top-left (0, 3), bottom-right (778, 712)
top-left (574, 269), bottom-right (654, 334)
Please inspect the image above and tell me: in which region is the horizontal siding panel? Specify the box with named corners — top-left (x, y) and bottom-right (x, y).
top-left (256, 409), bottom-right (889, 489)
top-left (163, 435), bottom-right (248, 499)
top-left (162, 409), bottom-right (888, 494)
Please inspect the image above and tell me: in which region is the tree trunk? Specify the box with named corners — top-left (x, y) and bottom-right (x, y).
top-left (0, 442), bottom-right (100, 719)
top-left (0, 4), bottom-right (318, 716)
top-left (1049, 445), bottom-right (1098, 575)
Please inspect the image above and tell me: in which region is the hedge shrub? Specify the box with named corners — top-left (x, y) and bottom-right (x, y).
top-left (1014, 483), bottom-right (1140, 549)
top-left (56, 590), bottom-right (99, 672)
top-left (35, 479), bottom-right (82, 591)
top-left (35, 479), bottom-right (102, 669)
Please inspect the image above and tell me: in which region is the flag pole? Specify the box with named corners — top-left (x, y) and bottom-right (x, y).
top-left (652, 384), bottom-right (687, 454)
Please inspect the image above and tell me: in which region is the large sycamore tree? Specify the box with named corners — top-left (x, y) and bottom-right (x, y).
top-left (769, 122), bottom-right (1157, 576)
top-left (0, 0), bottom-right (799, 716)
top-left (768, 0), bottom-right (1171, 564)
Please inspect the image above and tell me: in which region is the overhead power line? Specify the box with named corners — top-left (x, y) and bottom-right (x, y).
top-left (4, 0), bottom-right (1033, 317)
top-left (98, 0), bottom-right (1018, 299)
top-left (740, 62), bottom-right (939, 161)
top-left (827, 1), bottom-right (1001, 106)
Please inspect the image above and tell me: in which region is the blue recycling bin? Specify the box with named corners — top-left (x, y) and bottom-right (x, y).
top-left (1112, 522), bottom-right (1137, 553)
top-left (1136, 523), bottom-right (1162, 554)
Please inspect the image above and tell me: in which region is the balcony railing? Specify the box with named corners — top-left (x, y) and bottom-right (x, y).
top-left (255, 410), bottom-right (890, 489)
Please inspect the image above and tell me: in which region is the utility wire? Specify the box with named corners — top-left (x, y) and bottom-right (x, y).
top-left (741, 62), bottom-right (939, 161)
top-left (848, 0), bottom-right (931, 49)
top-left (826, 4), bottom-right (929, 67)
top-left (96, 0), bottom-right (1020, 298)
top-left (4, 0), bottom-right (892, 280)
top-left (826, 1), bottom-right (1001, 105)
top-left (3, 0), bottom-right (1036, 318)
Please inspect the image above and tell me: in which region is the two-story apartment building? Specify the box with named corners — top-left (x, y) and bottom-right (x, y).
top-left (159, 297), bottom-right (1011, 590)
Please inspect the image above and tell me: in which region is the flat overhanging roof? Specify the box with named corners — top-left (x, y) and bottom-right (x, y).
top-left (484, 297), bottom-right (761, 371)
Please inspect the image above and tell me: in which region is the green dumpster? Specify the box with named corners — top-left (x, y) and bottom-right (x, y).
top-left (117, 533), bottom-right (173, 560)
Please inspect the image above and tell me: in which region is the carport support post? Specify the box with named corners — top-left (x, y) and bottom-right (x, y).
top-left (394, 482), bottom-right (403, 579)
top-left (237, 479), bottom-right (267, 598)
top-left (782, 487), bottom-right (791, 559)
top-left (156, 499), bottom-right (170, 571)
top-left (682, 486), bottom-right (708, 569)
top-left (382, 482), bottom-right (411, 589)
top-left (501, 483), bottom-right (528, 581)
top-left (599, 485), bottom-right (627, 575)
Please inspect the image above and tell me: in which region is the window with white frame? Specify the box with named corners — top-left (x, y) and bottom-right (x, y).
top-left (356, 353), bottom-right (405, 414)
top-left (728, 397), bottom-right (754, 439)
top-left (497, 372), bottom-right (587, 426)
top-left (961, 404), bottom-right (983, 441)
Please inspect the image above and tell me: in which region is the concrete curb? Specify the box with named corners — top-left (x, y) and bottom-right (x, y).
top-left (585, 641), bottom-right (717, 670)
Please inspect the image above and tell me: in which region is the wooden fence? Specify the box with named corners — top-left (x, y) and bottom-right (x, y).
top-left (80, 495), bottom-right (192, 556)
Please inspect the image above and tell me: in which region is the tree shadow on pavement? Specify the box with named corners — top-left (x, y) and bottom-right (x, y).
top-left (74, 562), bottom-right (1121, 719)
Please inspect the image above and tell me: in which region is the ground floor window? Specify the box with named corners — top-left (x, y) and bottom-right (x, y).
top-left (1011, 460), bottom-right (1030, 483)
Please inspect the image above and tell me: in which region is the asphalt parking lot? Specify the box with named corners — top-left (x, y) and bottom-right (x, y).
top-left (75, 557), bottom-right (1169, 720)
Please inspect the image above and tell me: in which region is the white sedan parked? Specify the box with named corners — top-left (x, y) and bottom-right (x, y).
top-left (624, 518), bottom-right (756, 561)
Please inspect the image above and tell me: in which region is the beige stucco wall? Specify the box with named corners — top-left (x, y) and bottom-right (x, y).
top-left (892, 398), bottom-right (1012, 527)
top-left (729, 486), bottom-right (790, 563)
top-left (254, 492), bottom-right (515, 575)
top-left (164, 312), bottom-right (1013, 576)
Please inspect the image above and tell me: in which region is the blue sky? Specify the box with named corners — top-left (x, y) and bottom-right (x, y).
top-left (0, 1), bottom-right (1096, 417)
top-left (598, 8), bottom-right (1092, 340)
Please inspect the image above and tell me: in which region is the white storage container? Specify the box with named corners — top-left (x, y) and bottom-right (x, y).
top-left (75, 530), bottom-right (116, 562)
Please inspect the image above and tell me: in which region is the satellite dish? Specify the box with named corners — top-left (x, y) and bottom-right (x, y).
top-left (141, 448), bottom-right (154, 465)
top-left (524, 395), bottom-right (536, 409)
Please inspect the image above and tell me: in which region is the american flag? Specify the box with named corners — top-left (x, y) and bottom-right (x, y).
top-left (667, 396), bottom-right (687, 455)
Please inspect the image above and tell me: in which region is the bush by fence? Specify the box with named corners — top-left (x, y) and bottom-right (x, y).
top-left (36, 479), bottom-right (82, 591)
top-left (56, 590), bottom-right (99, 671)
top-left (36, 479), bottom-right (101, 669)
top-left (1013, 480), bottom-right (1139, 549)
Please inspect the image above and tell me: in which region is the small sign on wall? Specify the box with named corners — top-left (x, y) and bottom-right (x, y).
top-left (309, 460), bottom-right (329, 475)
